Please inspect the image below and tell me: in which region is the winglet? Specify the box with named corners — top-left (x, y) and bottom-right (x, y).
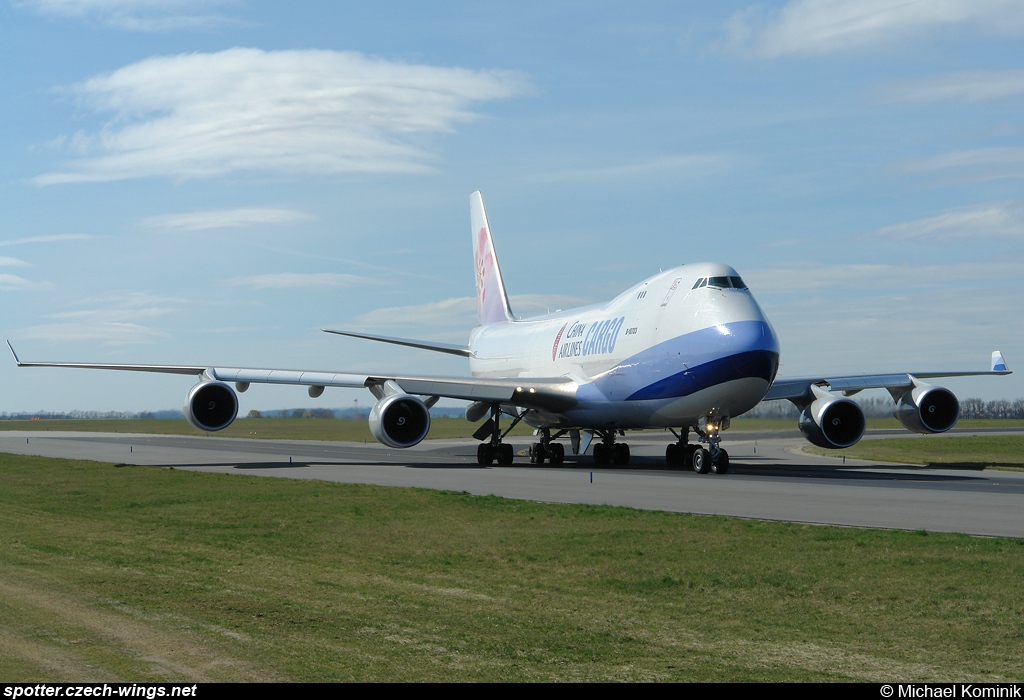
top-left (7, 340), bottom-right (22, 366)
top-left (992, 350), bottom-right (1009, 373)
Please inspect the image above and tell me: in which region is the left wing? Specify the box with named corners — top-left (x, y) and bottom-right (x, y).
top-left (765, 350), bottom-right (1011, 403)
top-left (762, 350), bottom-right (1010, 449)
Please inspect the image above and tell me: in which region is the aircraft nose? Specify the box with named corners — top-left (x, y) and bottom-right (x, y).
top-left (728, 320), bottom-right (780, 385)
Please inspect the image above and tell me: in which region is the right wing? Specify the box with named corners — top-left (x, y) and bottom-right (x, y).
top-left (7, 341), bottom-right (578, 412)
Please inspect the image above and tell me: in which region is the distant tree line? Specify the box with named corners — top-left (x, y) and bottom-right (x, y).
top-left (8, 399), bottom-right (1022, 423)
top-left (740, 396), bottom-right (1024, 420)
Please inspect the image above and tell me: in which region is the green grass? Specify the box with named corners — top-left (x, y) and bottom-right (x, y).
top-left (1, 452), bottom-right (1023, 681)
top-left (808, 435), bottom-right (1024, 470)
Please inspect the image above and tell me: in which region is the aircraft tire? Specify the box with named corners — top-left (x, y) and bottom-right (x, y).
top-left (692, 447), bottom-right (711, 474)
top-left (529, 443), bottom-right (546, 464)
top-left (497, 443), bottom-right (514, 465)
top-left (612, 443), bottom-right (630, 465)
top-left (594, 443), bottom-right (610, 465)
top-left (477, 443), bottom-right (494, 466)
top-left (711, 450), bottom-right (729, 474)
top-left (548, 443), bottom-right (565, 464)
top-left (666, 443), bottom-right (678, 466)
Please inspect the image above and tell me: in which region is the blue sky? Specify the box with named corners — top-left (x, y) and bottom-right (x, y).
top-left (2, 0), bottom-right (1023, 414)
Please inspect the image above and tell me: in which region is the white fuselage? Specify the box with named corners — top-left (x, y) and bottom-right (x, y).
top-left (467, 262), bottom-right (780, 430)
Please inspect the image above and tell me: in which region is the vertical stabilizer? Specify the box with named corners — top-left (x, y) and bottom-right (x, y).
top-left (470, 191), bottom-right (515, 325)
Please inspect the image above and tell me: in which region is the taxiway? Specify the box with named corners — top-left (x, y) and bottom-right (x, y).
top-left (1, 430), bottom-right (1022, 538)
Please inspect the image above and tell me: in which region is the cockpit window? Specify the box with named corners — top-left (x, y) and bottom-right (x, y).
top-left (693, 275), bottom-right (748, 290)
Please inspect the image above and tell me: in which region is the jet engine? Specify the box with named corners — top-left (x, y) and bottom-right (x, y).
top-left (185, 381), bottom-right (238, 432)
top-left (369, 393), bottom-right (431, 448)
top-left (798, 387), bottom-right (866, 449)
top-left (894, 384), bottom-right (959, 434)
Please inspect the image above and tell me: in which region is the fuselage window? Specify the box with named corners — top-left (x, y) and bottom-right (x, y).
top-left (729, 276), bottom-right (747, 289)
top-left (691, 279), bottom-right (703, 290)
top-left (708, 276), bottom-right (731, 288)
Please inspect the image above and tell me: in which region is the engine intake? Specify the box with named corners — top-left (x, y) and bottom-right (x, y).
top-left (895, 385), bottom-right (959, 434)
top-left (369, 393), bottom-right (431, 448)
top-left (799, 392), bottom-right (865, 449)
top-left (185, 381), bottom-right (238, 432)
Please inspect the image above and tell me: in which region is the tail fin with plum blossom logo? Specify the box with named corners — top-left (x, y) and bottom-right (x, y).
top-left (470, 191), bottom-right (515, 326)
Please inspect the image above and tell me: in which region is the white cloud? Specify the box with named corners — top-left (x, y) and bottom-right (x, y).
top-left (20, 292), bottom-right (179, 343)
top-left (0, 257), bottom-right (30, 267)
top-left (884, 70), bottom-right (1024, 103)
top-left (36, 48), bottom-right (530, 185)
top-left (0, 234), bottom-right (92, 248)
top-left (530, 154), bottom-right (734, 184)
top-left (18, 0), bottom-right (237, 31)
top-left (724, 0), bottom-right (1024, 58)
top-left (228, 273), bottom-right (373, 290)
top-left (745, 260), bottom-right (1023, 295)
top-left (141, 207), bottom-right (314, 231)
top-left (902, 147), bottom-right (1024, 181)
top-left (867, 204), bottom-right (1024, 240)
top-left (0, 274), bottom-right (50, 291)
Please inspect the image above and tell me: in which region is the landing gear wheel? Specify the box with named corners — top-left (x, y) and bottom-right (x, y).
top-left (612, 443), bottom-right (630, 465)
top-left (666, 443), bottom-right (679, 466)
top-left (594, 443), bottom-right (610, 465)
top-left (497, 443), bottom-right (514, 465)
top-left (529, 442), bottom-right (546, 464)
top-left (548, 442), bottom-right (565, 465)
top-left (711, 449), bottom-right (729, 474)
top-left (692, 447), bottom-right (710, 474)
top-left (477, 443), bottom-right (494, 466)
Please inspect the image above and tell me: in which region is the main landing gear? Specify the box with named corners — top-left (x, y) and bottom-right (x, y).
top-left (591, 430), bottom-right (630, 466)
top-left (528, 428), bottom-right (565, 465)
top-left (665, 425), bottom-right (729, 474)
top-left (475, 404), bottom-right (521, 466)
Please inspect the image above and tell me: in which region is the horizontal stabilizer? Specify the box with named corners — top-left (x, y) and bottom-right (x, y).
top-left (322, 329), bottom-right (472, 357)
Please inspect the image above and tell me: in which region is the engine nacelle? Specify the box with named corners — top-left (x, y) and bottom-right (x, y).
top-left (895, 385), bottom-right (959, 434)
top-left (185, 381), bottom-right (239, 432)
top-left (369, 393), bottom-right (431, 448)
top-left (799, 392), bottom-right (866, 449)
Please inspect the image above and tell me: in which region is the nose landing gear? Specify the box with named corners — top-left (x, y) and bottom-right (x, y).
top-left (666, 420), bottom-right (730, 474)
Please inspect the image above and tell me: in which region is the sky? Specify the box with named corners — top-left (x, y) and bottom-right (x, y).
top-left (2, 0), bottom-right (1023, 415)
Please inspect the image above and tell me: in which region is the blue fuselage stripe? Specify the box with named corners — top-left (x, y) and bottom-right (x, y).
top-left (580, 320), bottom-right (780, 402)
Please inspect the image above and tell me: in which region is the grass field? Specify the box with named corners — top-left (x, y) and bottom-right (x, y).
top-left (808, 434), bottom-right (1024, 470)
top-left (1, 451), bottom-right (1023, 682)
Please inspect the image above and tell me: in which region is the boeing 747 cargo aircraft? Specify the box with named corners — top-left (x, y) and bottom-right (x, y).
top-left (9, 192), bottom-right (1011, 472)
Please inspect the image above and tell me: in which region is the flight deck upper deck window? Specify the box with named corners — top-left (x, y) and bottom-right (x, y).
top-left (695, 276), bottom-right (747, 289)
